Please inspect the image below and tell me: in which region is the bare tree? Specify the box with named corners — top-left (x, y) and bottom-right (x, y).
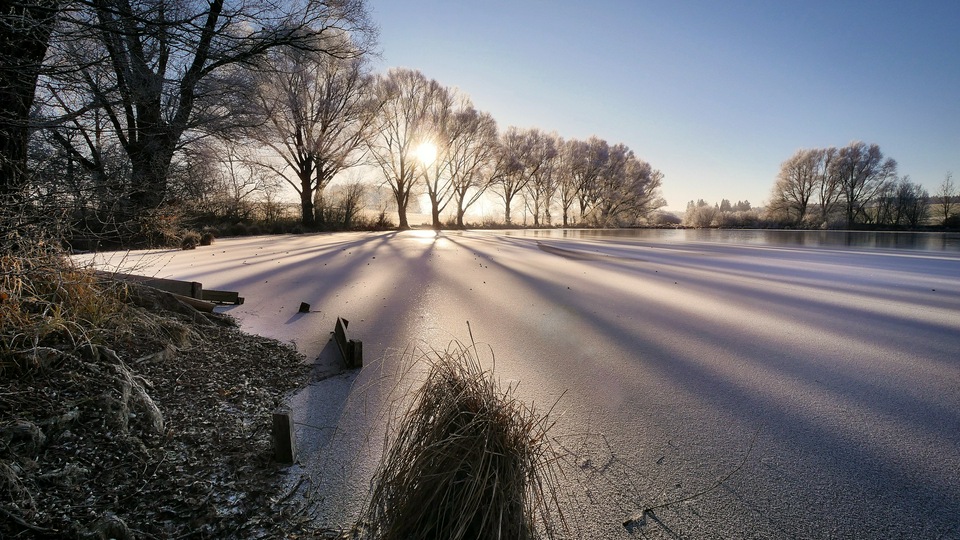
top-left (211, 138), bottom-right (276, 221)
top-left (0, 0), bottom-right (60, 204)
top-left (250, 41), bottom-right (375, 226)
top-left (365, 68), bottom-right (438, 229)
top-left (418, 82), bottom-right (457, 229)
top-left (812, 147), bottom-right (841, 226)
top-left (571, 137), bottom-right (610, 223)
top-left (899, 178), bottom-right (929, 229)
top-left (770, 148), bottom-right (818, 225)
top-left (40, 0), bottom-right (374, 217)
top-left (589, 145), bottom-right (663, 226)
top-left (522, 131), bottom-right (560, 226)
top-left (833, 141), bottom-right (897, 228)
top-left (494, 127), bottom-right (554, 225)
top-left (448, 108), bottom-right (498, 228)
top-left (936, 172), bottom-right (955, 225)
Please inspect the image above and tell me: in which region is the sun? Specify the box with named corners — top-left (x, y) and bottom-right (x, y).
top-left (414, 141), bottom-right (438, 166)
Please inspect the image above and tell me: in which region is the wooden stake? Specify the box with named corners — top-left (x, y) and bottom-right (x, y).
top-left (272, 409), bottom-right (296, 464)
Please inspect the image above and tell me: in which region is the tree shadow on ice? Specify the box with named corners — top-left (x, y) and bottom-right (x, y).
top-left (445, 234), bottom-right (960, 539)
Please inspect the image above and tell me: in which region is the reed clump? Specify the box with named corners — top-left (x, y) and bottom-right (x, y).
top-left (1, 236), bottom-right (128, 360)
top-left (362, 341), bottom-right (567, 540)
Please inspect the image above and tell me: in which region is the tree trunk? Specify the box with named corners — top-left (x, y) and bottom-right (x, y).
top-left (300, 186), bottom-right (314, 227)
top-left (298, 164), bottom-right (315, 226)
top-left (395, 188), bottom-right (409, 229)
top-left (128, 139), bottom-right (174, 211)
top-left (0, 0), bottom-right (59, 202)
top-left (430, 195), bottom-right (441, 230)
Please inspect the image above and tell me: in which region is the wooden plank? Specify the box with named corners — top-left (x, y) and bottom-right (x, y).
top-left (334, 317), bottom-right (362, 369)
top-left (201, 289), bottom-right (244, 305)
top-left (170, 293), bottom-right (216, 313)
top-left (98, 271), bottom-right (202, 299)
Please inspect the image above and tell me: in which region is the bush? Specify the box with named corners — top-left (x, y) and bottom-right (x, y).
top-left (200, 231), bottom-right (215, 246)
top-left (180, 231), bottom-right (201, 250)
top-left (362, 341), bottom-right (565, 540)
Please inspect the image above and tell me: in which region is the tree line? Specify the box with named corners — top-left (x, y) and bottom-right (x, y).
top-left (766, 142), bottom-right (954, 229)
top-left (1, 0), bottom-right (665, 247)
top-left (683, 143), bottom-right (956, 229)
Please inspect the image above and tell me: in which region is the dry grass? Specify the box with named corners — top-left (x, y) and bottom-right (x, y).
top-left (0, 232), bottom-right (130, 363)
top-left (361, 339), bottom-right (568, 540)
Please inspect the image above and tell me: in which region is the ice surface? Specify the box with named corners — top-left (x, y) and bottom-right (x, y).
top-left (77, 230), bottom-right (960, 538)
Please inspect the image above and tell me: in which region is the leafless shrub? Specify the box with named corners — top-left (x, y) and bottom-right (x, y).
top-left (361, 340), bottom-right (568, 540)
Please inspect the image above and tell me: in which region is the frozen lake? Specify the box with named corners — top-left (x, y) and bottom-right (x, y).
top-left (79, 229), bottom-right (960, 538)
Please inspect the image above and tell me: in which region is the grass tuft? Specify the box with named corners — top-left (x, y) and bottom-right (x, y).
top-left (361, 339), bottom-right (567, 540)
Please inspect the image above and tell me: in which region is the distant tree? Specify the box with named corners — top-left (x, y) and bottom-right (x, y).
top-left (897, 177), bottom-right (929, 228)
top-left (594, 151), bottom-right (664, 225)
top-left (493, 127), bottom-right (542, 225)
top-left (682, 199), bottom-right (717, 228)
top-left (770, 149), bottom-right (818, 225)
top-left (521, 131), bottom-right (560, 226)
top-left (565, 137), bottom-right (608, 226)
top-left (936, 172), bottom-right (955, 225)
top-left (833, 141), bottom-right (897, 227)
top-left (448, 108), bottom-right (498, 227)
top-left (419, 83), bottom-right (459, 230)
top-left (250, 42), bottom-right (375, 226)
top-left (812, 147), bottom-right (841, 225)
top-left (365, 68), bottom-right (438, 229)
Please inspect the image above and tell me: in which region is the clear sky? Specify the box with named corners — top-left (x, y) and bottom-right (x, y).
top-left (364, 0), bottom-right (959, 213)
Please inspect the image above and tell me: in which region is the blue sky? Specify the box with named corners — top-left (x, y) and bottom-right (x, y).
top-left (365, 1), bottom-right (959, 212)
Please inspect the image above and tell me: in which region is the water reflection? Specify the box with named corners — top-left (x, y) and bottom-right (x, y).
top-left (501, 229), bottom-right (960, 252)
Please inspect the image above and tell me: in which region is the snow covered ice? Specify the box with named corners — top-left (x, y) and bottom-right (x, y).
top-left (79, 230), bottom-right (960, 539)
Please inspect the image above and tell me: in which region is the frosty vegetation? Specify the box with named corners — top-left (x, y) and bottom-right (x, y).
top-left (684, 144), bottom-right (957, 230)
top-left (2, 0), bottom-right (956, 249)
top-left (2, 0), bottom-right (664, 248)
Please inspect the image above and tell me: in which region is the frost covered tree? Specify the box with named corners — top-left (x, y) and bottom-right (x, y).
top-left (250, 40), bottom-right (375, 226)
top-left (770, 149), bottom-right (819, 225)
top-left (590, 147), bottom-right (663, 226)
top-left (521, 132), bottom-right (560, 226)
top-left (38, 0), bottom-right (374, 217)
top-left (563, 137), bottom-right (608, 226)
top-left (493, 127), bottom-right (546, 225)
top-left (418, 83), bottom-right (461, 230)
top-left (448, 108), bottom-right (498, 227)
top-left (832, 141), bottom-right (897, 228)
top-left (936, 172), bottom-right (956, 225)
top-left (365, 68), bottom-right (439, 229)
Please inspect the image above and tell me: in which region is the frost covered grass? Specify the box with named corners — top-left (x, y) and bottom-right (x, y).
top-left (0, 231), bottom-right (129, 362)
top-left (361, 338), bottom-right (567, 540)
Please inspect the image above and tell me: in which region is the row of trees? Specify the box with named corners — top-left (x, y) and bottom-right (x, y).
top-left (366, 68), bottom-right (665, 229)
top-left (3, 0), bottom-right (665, 244)
top-left (768, 142), bottom-right (953, 229)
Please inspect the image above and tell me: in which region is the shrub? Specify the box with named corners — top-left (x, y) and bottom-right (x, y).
top-left (362, 341), bottom-right (566, 540)
top-left (200, 231), bottom-right (215, 246)
top-left (180, 231), bottom-right (201, 250)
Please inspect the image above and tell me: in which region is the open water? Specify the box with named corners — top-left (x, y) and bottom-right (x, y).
top-left (501, 228), bottom-right (960, 252)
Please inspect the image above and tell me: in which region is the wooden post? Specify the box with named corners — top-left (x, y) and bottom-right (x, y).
top-left (334, 317), bottom-right (363, 369)
top-left (272, 409), bottom-right (296, 464)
